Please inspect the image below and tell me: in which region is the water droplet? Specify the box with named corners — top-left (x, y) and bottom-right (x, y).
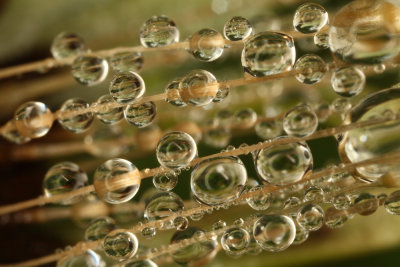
top-left (255, 120), bottom-right (282, 140)
top-left (384, 190), bottom-right (400, 215)
top-left (58, 98), bottom-right (94, 133)
top-left (246, 185), bottom-right (270, 210)
top-left (188, 28), bottom-right (224, 62)
top-left (124, 101), bottom-right (156, 128)
top-left (174, 216), bottom-right (189, 231)
top-left (304, 186), bottom-right (325, 202)
top-left (170, 227), bottom-right (217, 265)
top-left (179, 69), bottom-right (218, 106)
top-left (233, 108), bottom-right (257, 128)
top-left (204, 127), bottom-right (231, 148)
top-left (14, 101), bottom-right (53, 138)
top-left (165, 79), bottom-right (186, 107)
top-left (213, 220), bottom-right (227, 230)
top-left (297, 203), bottom-right (325, 231)
top-left (213, 85), bottom-right (230, 103)
top-left (223, 16), bottom-right (253, 41)
top-left (293, 226), bottom-right (309, 245)
top-left (93, 158), bottom-right (140, 204)
top-left (103, 229), bottom-right (138, 259)
top-left (255, 140), bottom-right (313, 185)
top-left (56, 249), bottom-right (103, 267)
top-left (71, 55), bottom-right (109, 86)
top-left (191, 156), bottom-right (247, 205)
top-left (283, 104), bottom-right (318, 137)
top-left (85, 217), bottom-right (117, 241)
top-left (331, 66), bottom-right (365, 97)
top-left (140, 16), bottom-right (179, 48)
top-left (110, 71), bottom-right (146, 104)
top-left (43, 162), bottom-right (88, 204)
top-left (253, 214), bottom-right (296, 252)
top-left (51, 32), bottom-right (84, 60)
top-left (1, 120), bottom-right (31, 144)
top-left (324, 207), bottom-right (349, 229)
top-left (110, 52), bottom-right (143, 73)
top-left (339, 88), bottom-right (400, 181)
top-left (121, 259), bottom-right (158, 267)
top-left (293, 3), bottom-right (328, 34)
top-left (95, 94), bottom-right (123, 124)
top-left (329, 1), bottom-right (400, 64)
top-left (353, 193), bottom-right (378, 216)
top-left (294, 54), bottom-right (327, 84)
top-left (221, 227), bottom-right (250, 255)
top-left (153, 172), bottom-right (178, 191)
top-left (141, 227), bottom-right (156, 239)
top-left (333, 193), bottom-right (351, 210)
top-left (156, 131), bottom-right (197, 169)
top-left (242, 32), bottom-right (295, 77)
top-left (144, 192), bottom-right (184, 222)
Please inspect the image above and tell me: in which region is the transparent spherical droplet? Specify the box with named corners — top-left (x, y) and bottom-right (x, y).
top-left (304, 186), bottom-right (324, 202)
top-left (297, 203), bottom-right (324, 231)
top-left (331, 66), bottom-right (365, 97)
top-left (71, 55), bottom-right (109, 86)
top-left (110, 52), bottom-right (143, 73)
top-left (294, 54), bottom-right (327, 84)
top-left (333, 193), bottom-right (351, 210)
top-left (353, 193), bottom-right (378, 216)
top-left (139, 16), bottom-right (179, 48)
top-left (384, 190), bottom-right (400, 215)
top-left (174, 216), bottom-right (189, 231)
top-left (57, 249), bottom-right (103, 267)
top-left (170, 228), bottom-right (217, 266)
top-left (293, 3), bottom-right (328, 34)
top-left (188, 28), bottom-right (224, 62)
top-left (283, 196), bottom-right (302, 211)
top-left (144, 192), bottom-right (184, 222)
top-left (122, 259), bottom-right (158, 267)
top-left (315, 102), bottom-right (331, 123)
top-left (255, 120), bottom-right (282, 140)
top-left (329, 1), bottom-right (400, 64)
top-left (141, 227), bottom-right (156, 239)
top-left (324, 207), bottom-right (349, 229)
top-left (242, 31), bottom-right (296, 77)
top-left (373, 63), bottom-right (386, 74)
top-left (223, 16), bottom-right (253, 41)
top-left (234, 218), bottom-right (244, 227)
top-left (85, 126), bottom-right (130, 158)
top-left (1, 120), bottom-right (31, 144)
top-left (246, 185), bottom-right (271, 210)
top-left (253, 214), bottom-right (296, 252)
top-left (93, 158), bottom-right (140, 204)
top-left (103, 229), bottom-right (138, 259)
top-left (85, 217), bottom-right (117, 241)
top-left (339, 87), bottom-right (400, 182)
top-left (165, 79), bottom-right (186, 107)
top-left (221, 227), bottom-right (250, 255)
top-left (331, 97), bottom-right (352, 114)
top-left (213, 85), bottom-right (230, 103)
top-left (204, 127), bottom-right (231, 148)
top-left (156, 131), bottom-right (197, 169)
top-left (152, 172), bottom-right (177, 191)
top-left (51, 32), bottom-right (84, 60)
top-left (314, 32), bottom-right (329, 49)
top-left (124, 101), bottom-right (156, 128)
top-left (212, 220), bottom-right (226, 231)
top-left (179, 69), bottom-right (218, 106)
top-left (14, 101), bottom-right (53, 138)
top-left (43, 162), bottom-right (88, 205)
top-left (293, 226), bottom-right (309, 245)
top-left (233, 108), bottom-right (257, 128)
top-left (255, 140), bottom-right (312, 185)
top-left (246, 235), bottom-right (262, 255)
top-left (191, 156), bottom-right (247, 205)
top-left (283, 104), bottom-right (318, 137)
top-left (95, 94), bottom-right (123, 124)
top-left (58, 98), bottom-right (94, 133)
top-left (110, 71), bottom-right (145, 104)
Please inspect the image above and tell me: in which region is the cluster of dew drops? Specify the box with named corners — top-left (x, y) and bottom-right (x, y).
top-left (7, 1), bottom-right (400, 267)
